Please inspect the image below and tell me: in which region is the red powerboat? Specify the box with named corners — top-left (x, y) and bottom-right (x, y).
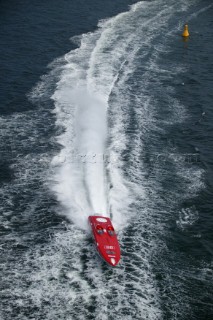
top-left (88, 215), bottom-right (121, 266)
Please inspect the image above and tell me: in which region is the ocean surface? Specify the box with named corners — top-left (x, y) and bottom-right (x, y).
top-left (0, 0), bottom-right (213, 319)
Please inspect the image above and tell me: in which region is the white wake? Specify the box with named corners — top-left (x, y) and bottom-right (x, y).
top-left (49, 2), bottom-right (146, 229)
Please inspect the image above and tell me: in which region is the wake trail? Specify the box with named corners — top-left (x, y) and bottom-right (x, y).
top-left (51, 84), bottom-right (108, 228)
top-left (74, 89), bottom-right (108, 214)
top-left (50, 44), bottom-right (110, 227)
top-left (48, 0), bottom-right (186, 229)
top-left (49, 2), bottom-right (146, 228)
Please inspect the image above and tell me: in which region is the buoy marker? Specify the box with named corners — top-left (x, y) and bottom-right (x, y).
top-left (182, 24), bottom-right (189, 37)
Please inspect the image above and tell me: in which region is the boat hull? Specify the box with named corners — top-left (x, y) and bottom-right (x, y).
top-left (88, 215), bottom-right (121, 266)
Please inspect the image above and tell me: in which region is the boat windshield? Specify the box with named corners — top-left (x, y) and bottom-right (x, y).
top-left (96, 225), bottom-right (104, 234)
top-left (107, 226), bottom-right (115, 236)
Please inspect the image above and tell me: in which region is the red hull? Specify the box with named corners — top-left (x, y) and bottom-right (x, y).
top-left (88, 215), bottom-right (121, 266)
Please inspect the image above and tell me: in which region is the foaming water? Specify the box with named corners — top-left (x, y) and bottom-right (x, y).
top-left (51, 86), bottom-right (108, 228)
top-left (48, 0), bottom-right (189, 229)
top-left (48, 2), bottom-right (148, 228)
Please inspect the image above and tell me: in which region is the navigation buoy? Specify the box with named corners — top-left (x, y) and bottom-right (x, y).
top-left (182, 24), bottom-right (189, 37)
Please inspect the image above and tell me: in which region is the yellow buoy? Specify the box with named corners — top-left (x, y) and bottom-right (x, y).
top-left (182, 24), bottom-right (189, 37)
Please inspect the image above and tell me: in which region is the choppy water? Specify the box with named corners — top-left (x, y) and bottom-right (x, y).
top-left (0, 0), bottom-right (213, 319)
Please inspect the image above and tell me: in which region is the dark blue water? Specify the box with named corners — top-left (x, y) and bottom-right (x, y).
top-left (0, 1), bottom-right (213, 319)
